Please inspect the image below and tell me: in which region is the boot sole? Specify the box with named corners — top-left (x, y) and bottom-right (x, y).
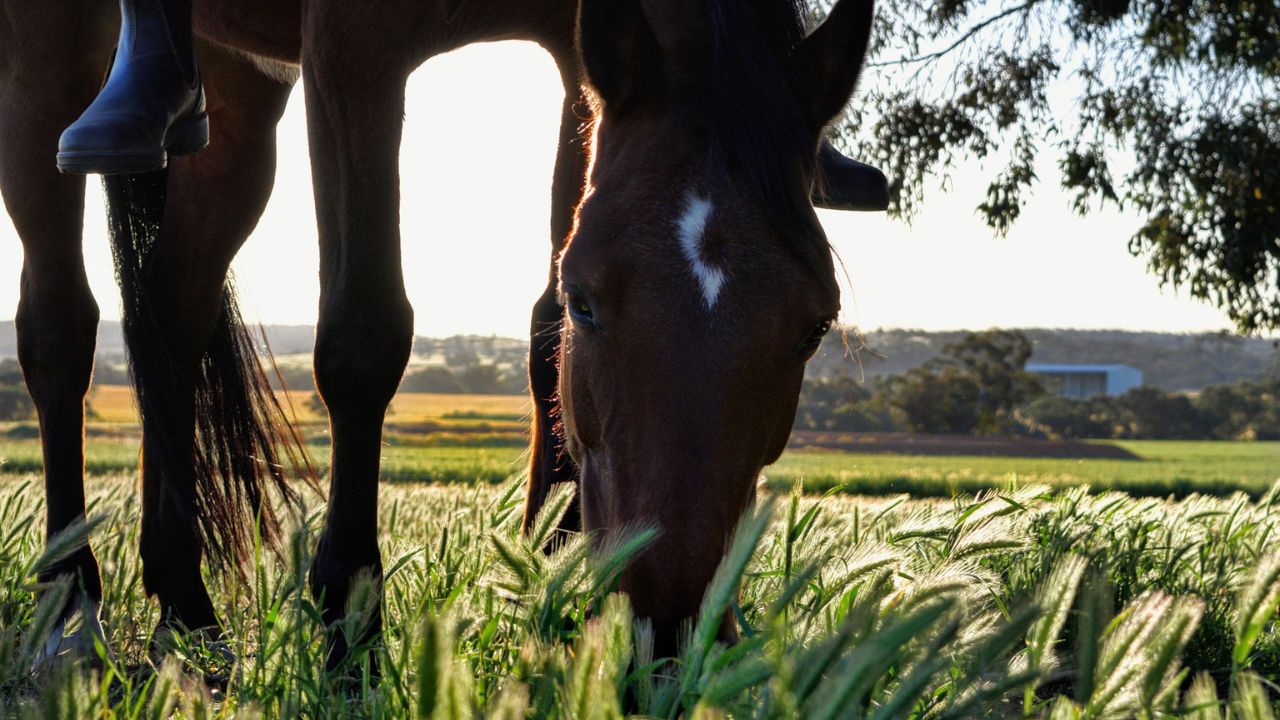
top-left (57, 113), bottom-right (209, 176)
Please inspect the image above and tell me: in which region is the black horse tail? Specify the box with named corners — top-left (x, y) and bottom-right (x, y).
top-left (104, 170), bottom-right (316, 577)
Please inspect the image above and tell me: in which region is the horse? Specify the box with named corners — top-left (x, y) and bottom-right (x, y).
top-left (0, 0), bottom-right (886, 668)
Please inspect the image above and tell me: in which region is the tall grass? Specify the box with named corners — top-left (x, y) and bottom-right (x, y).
top-left (0, 473), bottom-right (1277, 717)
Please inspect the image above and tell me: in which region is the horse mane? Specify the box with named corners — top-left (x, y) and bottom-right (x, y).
top-left (702, 0), bottom-right (826, 256)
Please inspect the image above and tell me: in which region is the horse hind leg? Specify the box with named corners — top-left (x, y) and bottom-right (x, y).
top-left (0, 0), bottom-right (116, 666)
top-left (106, 41), bottom-right (301, 640)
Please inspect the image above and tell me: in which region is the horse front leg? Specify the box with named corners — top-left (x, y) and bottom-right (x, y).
top-left (302, 3), bottom-right (418, 674)
top-left (0, 0), bottom-right (115, 666)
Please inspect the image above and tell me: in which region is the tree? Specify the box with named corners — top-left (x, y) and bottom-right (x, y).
top-left (1017, 395), bottom-right (1113, 438)
top-left (823, 0), bottom-right (1280, 332)
top-left (941, 330), bottom-right (1044, 432)
top-left (795, 375), bottom-right (897, 431)
top-left (796, 375), bottom-right (869, 428)
top-left (455, 363), bottom-right (513, 395)
top-left (0, 360), bottom-right (34, 422)
top-left (400, 366), bottom-right (464, 394)
top-left (1194, 380), bottom-right (1280, 440)
top-left (0, 359), bottom-right (20, 386)
top-left (1114, 386), bottom-right (1209, 439)
top-left (882, 329), bottom-right (1044, 434)
top-left (886, 361), bottom-right (983, 433)
top-left (307, 392), bottom-right (328, 419)
top-left (0, 386), bottom-right (34, 422)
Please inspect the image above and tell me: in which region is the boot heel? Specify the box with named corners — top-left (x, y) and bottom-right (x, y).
top-left (166, 113), bottom-right (209, 157)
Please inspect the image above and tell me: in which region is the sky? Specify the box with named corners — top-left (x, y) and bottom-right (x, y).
top-left (0, 41), bottom-right (1246, 339)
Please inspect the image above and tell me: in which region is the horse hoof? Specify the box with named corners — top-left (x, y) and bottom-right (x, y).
top-left (150, 625), bottom-right (237, 687)
top-left (199, 639), bottom-right (237, 688)
top-left (32, 599), bottom-right (109, 673)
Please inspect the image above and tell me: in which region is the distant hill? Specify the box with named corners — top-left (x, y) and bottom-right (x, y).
top-left (810, 328), bottom-right (1279, 391)
top-left (1, 322), bottom-right (1275, 392)
top-left (0, 321), bottom-right (318, 362)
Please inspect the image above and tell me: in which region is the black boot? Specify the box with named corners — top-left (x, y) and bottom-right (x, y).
top-left (57, 0), bottom-right (207, 175)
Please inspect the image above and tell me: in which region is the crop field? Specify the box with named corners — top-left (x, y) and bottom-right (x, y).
top-left (81, 386), bottom-right (532, 426)
top-left (3, 387), bottom-right (1279, 714)
top-left (3, 425), bottom-right (1276, 499)
top-left (0, 472), bottom-right (1279, 717)
top-left (39, 385), bottom-right (1272, 498)
top-left (771, 440), bottom-right (1280, 498)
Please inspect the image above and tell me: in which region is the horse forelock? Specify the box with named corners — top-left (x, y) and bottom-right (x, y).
top-left (702, 0), bottom-right (827, 260)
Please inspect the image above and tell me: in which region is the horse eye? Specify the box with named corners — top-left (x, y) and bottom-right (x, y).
top-left (566, 290), bottom-right (595, 324)
top-left (799, 319), bottom-right (833, 359)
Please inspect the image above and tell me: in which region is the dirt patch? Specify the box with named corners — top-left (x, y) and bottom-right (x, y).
top-left (788, 431), bottom-right (1140, 460)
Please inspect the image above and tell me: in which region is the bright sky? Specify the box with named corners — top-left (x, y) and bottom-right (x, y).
top-left (0, 42), bottom-right (1243, 339)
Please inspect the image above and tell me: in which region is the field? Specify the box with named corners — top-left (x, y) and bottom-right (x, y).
top-left (81, 386), bottom-right (532, 426)
top-left (2, 386), bottom-right (1279, 716)
top-left (0, 474), bottom-right (1279, 717)
top-left (5, 392), bottom-right (1277, 498)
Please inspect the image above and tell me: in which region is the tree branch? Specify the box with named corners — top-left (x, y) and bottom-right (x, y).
top-left (868, 0), bottom-right (1043, 69)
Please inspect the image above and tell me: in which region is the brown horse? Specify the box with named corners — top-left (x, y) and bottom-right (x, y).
top-left (0, 0), bottom-right (884, 667)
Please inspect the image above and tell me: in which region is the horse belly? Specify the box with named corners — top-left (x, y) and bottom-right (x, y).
top-left (193, 0), bottom-right (302, 64)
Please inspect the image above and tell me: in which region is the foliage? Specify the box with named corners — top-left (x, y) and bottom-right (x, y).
top-left (1019, 381), bottom-right (1280, 440)
top-left (1195, 381), bottom-right (1280, 441)
top-left (0, 360), bottom-right (22, 386)
top-left (1, 476), bottom-right (1280, 716)
top-left (808, 328), bottom-right (1280, 393)
top-left (943, 330), bottom-right (1045, 431)
top-left (1016, 395), bottom-right (1114, 439)
top-left (1113, 386), bottom-right (1212, 439)
top-left (795, 374), bottom-right (896, 432)
top-left (886, 360), bottom-right (984, 433)
top-left (0, 361), bottom-right (33, 423)
top-left (0, 386), bottom-right (34, 424)
top-left (88, 362), bottom-right (130, 387)
top-left (401, 366), bottom-right (465, 395)
top-left (824, 0), bottom-right (1280, 332)
top-left (307, 392), bottom-right (327, 419)
top-left (809, 331), bottom-right (1276, 441)
top-left (883, 330), bottom-right (1044, 434)
top-left (400, 364), bottom-right (526, 396)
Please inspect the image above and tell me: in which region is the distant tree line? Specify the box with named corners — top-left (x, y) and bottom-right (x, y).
top-left (265, 359), bottom-right (528, 396)
top-left (0, 359), bottom-right (33, 422)
top-left (399, 363), bottom-right (526, 395)
top-left (5, 330), bottom-right (1276, 439)
top-left (1018, 382), bottom-right (1280, 441)
top-left (0, 359), bottom-right (105, 423)
top-left (806, 328), bottom-right (1279, 392)
top-left (796, 331), bottom-right (1280, 441)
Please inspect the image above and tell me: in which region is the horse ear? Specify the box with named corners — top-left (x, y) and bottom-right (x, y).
top-left (812, 140), bottom-right (890, 211)
top-left (789, 0), bottom-right (875, 132)
top-left (577, 0), bottom-right (665, 111)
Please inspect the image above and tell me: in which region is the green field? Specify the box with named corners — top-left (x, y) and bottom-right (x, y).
top-left (0, 473), bottom-right (1278, 716)
top-left (3, 422), bottom-right (1276, 499)
top-left (4, 390), bottom-right (1280, 715)
top-left (769, 439), bottom-right (1280, 498)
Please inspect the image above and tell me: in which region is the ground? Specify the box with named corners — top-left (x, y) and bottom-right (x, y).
top-left (0, 387), bottom-right (1277, 717)
top-left (4, 388), bottom-right (1279, 498)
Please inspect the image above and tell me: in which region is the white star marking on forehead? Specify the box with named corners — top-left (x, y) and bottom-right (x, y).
top-left (676, 193), bottom-right (725, 309)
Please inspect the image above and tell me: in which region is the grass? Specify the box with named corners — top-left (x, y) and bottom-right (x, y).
top-left (4, 424), bottom-right (1276, 499)
top-left (64, 384), bottom-right (1279, 498)
top-left (767, 440), bottom-right (1280, 498)
top-left (0, 472), bottom-right (1278, 717)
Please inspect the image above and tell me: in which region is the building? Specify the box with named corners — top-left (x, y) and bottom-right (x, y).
top-left (1025, 363), bottom-right (1144, 399)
